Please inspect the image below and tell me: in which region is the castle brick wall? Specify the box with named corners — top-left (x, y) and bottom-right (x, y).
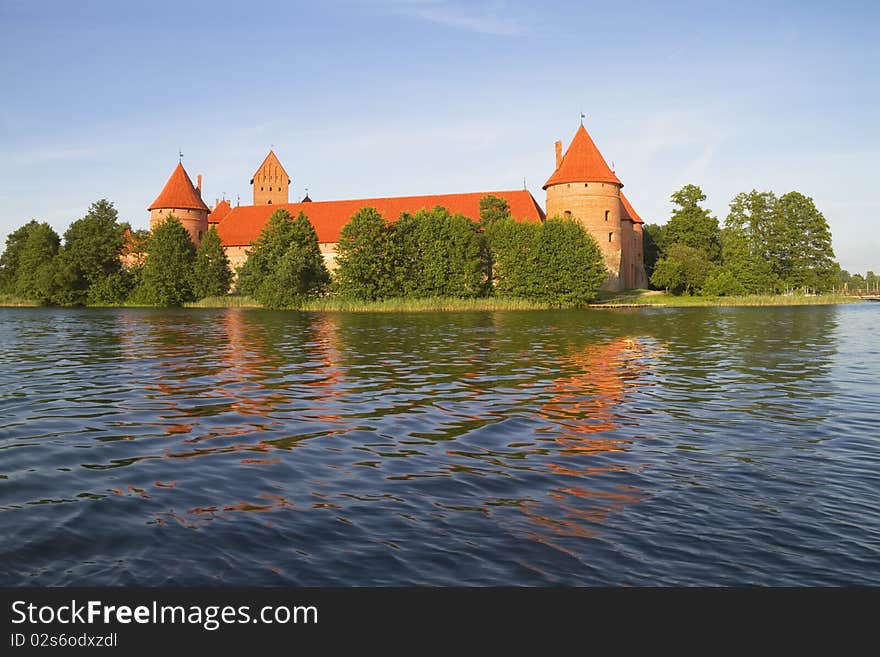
top-left (149, 208), bottom-right (208, 245)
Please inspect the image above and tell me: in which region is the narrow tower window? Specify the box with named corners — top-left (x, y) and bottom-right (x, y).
top-left (608, 233), bottom-right (613, 242)
top-left (605, 210), bottom-right (610, 221)
top-left (564, 210), bottom-right (572, 219)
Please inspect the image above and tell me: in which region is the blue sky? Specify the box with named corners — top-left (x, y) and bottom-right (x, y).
top-left (1, 0), bottom-right (878, 273)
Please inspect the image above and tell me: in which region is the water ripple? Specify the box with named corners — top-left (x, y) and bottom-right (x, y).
top-left (0, 305), bottom-right (878, 585)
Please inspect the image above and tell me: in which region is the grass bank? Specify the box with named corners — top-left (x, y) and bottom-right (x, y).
top-left (184, 295), bottom-right (262, 308)
top-left (0, 294), bottom-right (40, 307)
top-left (9, 292), bottom-right (863, 311)
top-left (186, 295), bottom-right (552, 312)
top-left (593, 290), bottom-right (861, 307)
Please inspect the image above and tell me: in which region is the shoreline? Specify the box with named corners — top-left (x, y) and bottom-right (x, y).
top-left (0, 293), bottom-right (866, 311)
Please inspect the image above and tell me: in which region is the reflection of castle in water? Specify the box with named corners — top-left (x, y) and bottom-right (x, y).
top-left (522, 337), bottom-right (655, 541)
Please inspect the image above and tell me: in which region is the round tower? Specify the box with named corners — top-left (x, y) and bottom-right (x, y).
top-left (148, 162), bottom-right (210, 244)
top-left (543, 124), bottom-right (624, 291)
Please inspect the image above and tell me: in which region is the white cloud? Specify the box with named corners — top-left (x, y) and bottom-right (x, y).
top-left (380, 0), bottom-right (524, 36)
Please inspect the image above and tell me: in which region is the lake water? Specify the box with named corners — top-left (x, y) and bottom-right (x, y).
top-left (1, 304), bottom-right (877, 585)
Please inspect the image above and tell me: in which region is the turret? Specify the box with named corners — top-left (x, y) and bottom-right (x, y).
top-left (250, 150), bottom-right (290, 205)
top-left (148, 162), bottom-right (210, 244)
top-left (544, 123), bottom-right (624, 290)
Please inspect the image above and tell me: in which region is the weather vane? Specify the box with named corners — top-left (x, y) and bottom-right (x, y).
top-left (178, 149), bottom-right (184, 163)
top-left (580, 112), bottom-right (585, 125)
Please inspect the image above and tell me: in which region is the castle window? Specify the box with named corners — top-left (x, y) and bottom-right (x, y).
top-left (608, 233), bottom-right (613, 242)
top-left (261, 187), bottom-right (264, 191)
top-left (564, 210), bottom-right (572, 219)
top-left (267, 200), bottom-right (272, 204)
top-left (605, 210), bottom-right (609, 221)
top-left (585, 183), bottom-right (588, 187)
top-left (567, 184), bottom-right (570, 188)
top-left (269, 187), bottom-right (272, 191)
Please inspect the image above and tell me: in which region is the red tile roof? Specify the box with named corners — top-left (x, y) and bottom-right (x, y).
top-left (619, 192), bottom-right (644, 224)
top-left (148, 163), bottom-right (210, 212)
top-left (208, 199), bottom-right (233, 224)
top-left (216, 190), bottom-right (545, 246)
top-left (543, 124), bottom-right (622, 189)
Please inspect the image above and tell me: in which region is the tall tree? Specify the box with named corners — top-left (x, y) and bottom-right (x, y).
top-left (237, 209), bottom-right (328, 307)
top-left (765, 192), bottom-right (837, 291)
top-left (478, 195), bottom-right (511, 294)
top-left (333, 207), bottom-right (397, 300)
top-left (0, 220), bottom-right (43, 293)
top-left (664, 184), bottom-right (721, 262)
top-left (641, 223), bottom-right (665, 283)
top-left (138, 216), bottom-right (196, 306)
top-left (190, 227), bottom-right (233, 299)
top-left (410, 207), bottom-right (482, 298)
top-left (11, 222), bottom-right (61, 301)
top-left (722, 191), bottom-right (780, 293)
top-left (489, 217), bottom-right (605, 305)
top-left (237, 208), bottom-right (299, 296)
top-left (486, 217), bottom-right (540, 300)
top-left (650, 243), bottom-right (712, 295)
top-left (478, 194), bottom-right (511, 226)
top-left (57, 199), bottom-right (126, 304)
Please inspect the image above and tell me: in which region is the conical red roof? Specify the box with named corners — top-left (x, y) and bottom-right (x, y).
top-left (619, 192), bottom-right (644, 224)
top-left (148, 163), bottom-right (210, 212)
top-left (208, 199), bottom-right (233, 224)
top-left (543, 124), bottom-right (622, 189)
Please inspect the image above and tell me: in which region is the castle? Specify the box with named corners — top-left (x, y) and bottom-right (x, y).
top-left (148, 123), bottom-right (648, 290)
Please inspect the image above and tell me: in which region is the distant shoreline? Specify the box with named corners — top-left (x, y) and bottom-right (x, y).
top-left (0, 292), bottom-right (866, 312)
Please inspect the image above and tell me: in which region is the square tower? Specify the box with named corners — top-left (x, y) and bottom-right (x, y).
top-left (251, 150), bottom-right (290, 205)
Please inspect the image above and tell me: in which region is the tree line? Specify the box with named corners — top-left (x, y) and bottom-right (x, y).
top-left (644, 185), bottom-right (841, 295)
top-left (0, 200), bottom-right (233, 307)
top-left (0, 195), bottom-right (608, 308)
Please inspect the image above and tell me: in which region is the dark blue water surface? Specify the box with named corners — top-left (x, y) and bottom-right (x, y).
top-left (1, 304), bottom-right (878, 585)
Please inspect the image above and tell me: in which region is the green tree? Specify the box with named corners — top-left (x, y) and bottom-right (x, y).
top-left (409, 207), bottom-right (482, 298)
top-left (773, 192), bottom-right (837, 291)
top-left (478, 194), bottom-right (511, 226)
top-left (138, 216), bottom-right (196, 306)
top-left (386, 212), bottom-right (421, 297)
top-left (238, 209), bottom-right (328, 307)
top-left (333, 207), bottom-right (398, 300)
top-left (489, 217), bottom-right (606, 305)
top-left (701, 268), bottom-right (746, 296)
top-left (486, 217), bottom-right (540, 299)
top-left (665, 184), bottom-right (721, 262)
top-left (650, 243), bottom-right (712, 295)
top-left (641, 223), bottom-right (666, 283)
top-left (56, 199), bottom-right (126, 304)
top-left (190, 227), bottom-right (233, 299)
top-left (533, 217), bottom-right (606, 305)
top-left (87, 270), bottom-right (138, 305)
top-left (477, 195), bottom-right (511, 294)
top-left (11, 222), bottom-right (61, 302)
top-left (722, 191), bottom-right (780, 293)
top-left (1, 220), bottom-right (43, 293)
